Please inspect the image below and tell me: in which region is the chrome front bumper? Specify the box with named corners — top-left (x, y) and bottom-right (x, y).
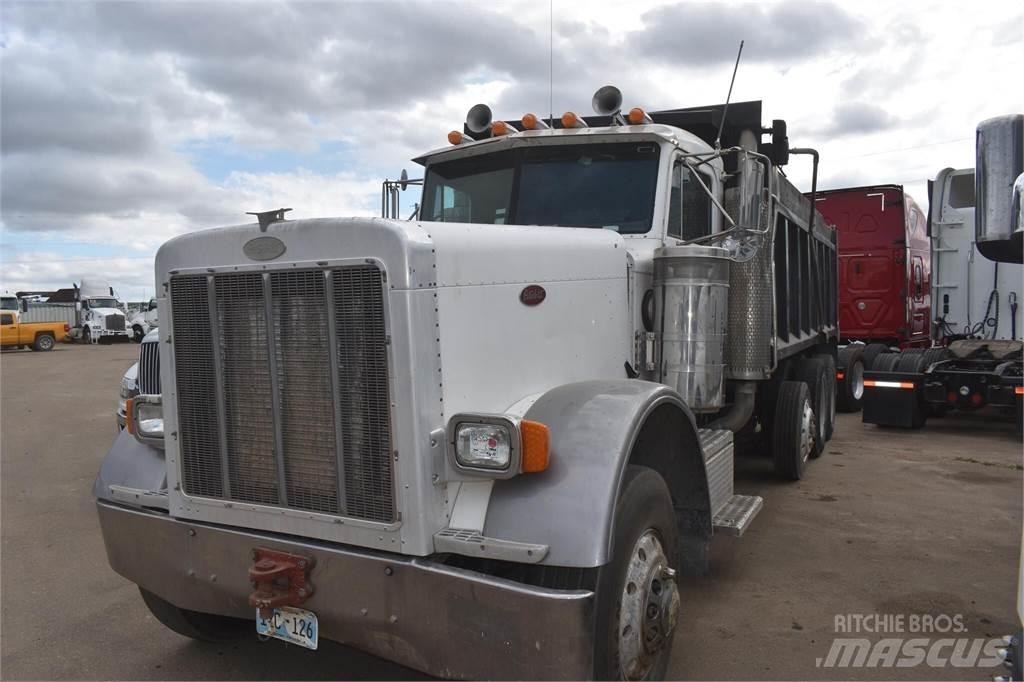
top-left (97, 501), bottom-right (595, 679)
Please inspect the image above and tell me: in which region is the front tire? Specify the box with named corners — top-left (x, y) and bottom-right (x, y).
top-left (132, 325), bottom-right (144, 343)
top-left (593, 466), bottom-right (680, 680)
top-left (138, 588), bottom-right (247, 642)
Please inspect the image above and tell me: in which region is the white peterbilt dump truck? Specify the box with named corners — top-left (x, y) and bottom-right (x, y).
top-left (96, 87), bottom-right (837, 680)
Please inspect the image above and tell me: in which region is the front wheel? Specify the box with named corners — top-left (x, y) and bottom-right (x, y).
top-left (82, 327), bottom-right (91, 344)
top-left (593, 466), bottom-right (680, 680)
top-left (132, 325), bottom-right (144, 343)
top-left (139, 588), bottom-right (247, 642)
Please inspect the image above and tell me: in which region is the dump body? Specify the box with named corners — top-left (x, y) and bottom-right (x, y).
top-left (813, 185), bottom-right (930, 347)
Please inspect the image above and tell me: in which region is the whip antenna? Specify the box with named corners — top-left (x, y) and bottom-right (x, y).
top-left (549, 0), bottom-right (554, 127)
top-left (715, 40), bottom-right (744, 150)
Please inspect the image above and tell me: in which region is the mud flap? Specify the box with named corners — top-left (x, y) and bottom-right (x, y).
top-left (862, 371), bottom-right (926, 428)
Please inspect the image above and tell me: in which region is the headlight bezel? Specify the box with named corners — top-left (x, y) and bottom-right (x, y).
top-left (447, 413), bottom-right (522, 478)
top-left (128, 394), bottom-right (164, 447)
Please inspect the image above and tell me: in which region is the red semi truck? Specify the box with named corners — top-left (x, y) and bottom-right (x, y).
top-left (809, 185), bottom-right (930, 411)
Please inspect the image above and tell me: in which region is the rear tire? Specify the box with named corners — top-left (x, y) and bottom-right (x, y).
top-left (837, 346), bottom-right (865, 413)
top-left (861, 343), bottom-right (889, 370)
top-left (873, 352), bottom-right (901, 373)
top-left (32, 334), bottom-right (55, 352)
top-left (593, 466), bottom-right (680, 680)
top-left (813, 354), bottom-right (837, 441)
top-left (773, 381), bottom-right (816, 480)
top-left (922, 347), bottom-right (952, 368)
top-left (793, 358), bottom-right (829, 457)
top-left (138, 588), bottom-right (247, 642)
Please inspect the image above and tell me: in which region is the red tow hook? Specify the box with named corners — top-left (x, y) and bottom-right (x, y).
top-left (248, 548), bottom-right (315, 619)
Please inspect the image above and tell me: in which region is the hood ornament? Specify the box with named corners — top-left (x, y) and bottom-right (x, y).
top-left (246, 208), bottom-right (292, 232)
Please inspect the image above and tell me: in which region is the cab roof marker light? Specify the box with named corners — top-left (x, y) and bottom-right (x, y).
top-left (491, 120), bottom-right (515, 137)
top-left (521, 113), bottom-right (549, 130)
top-left (447, 130), bottom-right (473, 146)
top-left (560, 111), bottom-right (588, 129)
top-left (627, 107), bottom-right (653, 125)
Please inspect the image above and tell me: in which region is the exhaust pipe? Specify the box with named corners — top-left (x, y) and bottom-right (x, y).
top-left (708, 381), bottom-right (757, 432)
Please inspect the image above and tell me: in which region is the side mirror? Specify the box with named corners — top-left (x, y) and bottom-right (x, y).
top-left (20, 299), bottom-right (28, 313)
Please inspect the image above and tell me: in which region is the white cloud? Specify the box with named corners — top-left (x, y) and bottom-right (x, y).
top-left (1, 0), bottom-right (1022, 296)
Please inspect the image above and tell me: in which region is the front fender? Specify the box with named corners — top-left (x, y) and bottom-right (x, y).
top-left (482, 380), bottom-right (709, 568)
top-left (93, 429), bottom-right (166, 504)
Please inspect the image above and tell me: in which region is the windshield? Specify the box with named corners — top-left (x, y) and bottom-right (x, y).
top-left (421, 142), bottom-right (661, 233)
top-left (89, 298), bottom-right (120, 309)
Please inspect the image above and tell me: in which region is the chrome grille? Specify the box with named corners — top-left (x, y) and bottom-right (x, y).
top-left (169, 266), bottom-right (394, 523)
top-left (138, 340), bottom-right (161, 394)
top-left (106, 314), bottom-right (126, 331)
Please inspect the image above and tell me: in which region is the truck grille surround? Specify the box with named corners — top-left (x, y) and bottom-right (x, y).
top-left (106, 314), bottom-right (126, 331)
top-left (168, 266), bottom-right (395, 524)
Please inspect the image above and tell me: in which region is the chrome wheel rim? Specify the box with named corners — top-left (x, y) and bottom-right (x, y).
top-left (618, 530), bottom-right (679, 681)
top-left (799, 399), bottom-right (815, 463)
top-left (850, 361), bottom-right (865, 400)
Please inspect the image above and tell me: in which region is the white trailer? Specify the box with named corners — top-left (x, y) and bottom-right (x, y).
top-left (96, 88), bottom-right (839, 680)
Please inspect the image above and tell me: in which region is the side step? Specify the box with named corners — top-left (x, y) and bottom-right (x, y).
top-left (712, 494), bottom-right (764, 537)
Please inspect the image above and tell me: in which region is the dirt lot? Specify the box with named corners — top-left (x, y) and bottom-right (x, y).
top-left (2, 342), bottom-right (1021, 680)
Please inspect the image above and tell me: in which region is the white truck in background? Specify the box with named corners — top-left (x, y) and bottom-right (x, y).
top-left (69, 279), bottom-right (129, 343)
top-left (128, 298), bottom-right (159, 342)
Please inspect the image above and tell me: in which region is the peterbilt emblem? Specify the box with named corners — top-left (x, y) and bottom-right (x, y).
top-left (244, 236), bottom-right (287, 261)
top-left (520, 285), bottom-right (546, 306)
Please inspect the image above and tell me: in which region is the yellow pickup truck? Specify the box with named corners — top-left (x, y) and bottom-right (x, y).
top-left (0, 312), bottom-right (68, 351)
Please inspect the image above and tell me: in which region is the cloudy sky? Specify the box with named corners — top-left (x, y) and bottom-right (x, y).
top-left (2, 0), bottom-right (1022, 299)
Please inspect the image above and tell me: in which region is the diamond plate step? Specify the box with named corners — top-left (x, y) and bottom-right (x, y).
top-left (434, 528), bottom-right (549, 563)
top-left (712, 494), bottom-right (764, 537)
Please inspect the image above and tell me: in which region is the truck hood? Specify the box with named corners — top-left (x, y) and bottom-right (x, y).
top-left (155, 217), bottom-right (626, 289)
top-left (89, 308), bottom-right (124, 317)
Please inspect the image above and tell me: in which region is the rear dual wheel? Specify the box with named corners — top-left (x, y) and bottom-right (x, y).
top-left (794, 358), bottom-right (830, 457)
top-left (772, 381), bottom-right (816, 480)
top-left (837, 346), bottom-right (865, 413)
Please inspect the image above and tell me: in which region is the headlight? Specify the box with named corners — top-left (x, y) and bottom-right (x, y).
top-left (455, 423), bottom-right (513, 470)
top-left (447, 414), bottom-right (551, 478)
top-left (128, 395), bottom-right (164, 447)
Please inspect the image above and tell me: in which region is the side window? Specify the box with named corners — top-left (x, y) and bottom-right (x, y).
top-left (1, 313), bottom-right (13, 325)
top-left (668, 162), bottom-right (712, 240)
top-left (948, 173), bottom-right (975, 208)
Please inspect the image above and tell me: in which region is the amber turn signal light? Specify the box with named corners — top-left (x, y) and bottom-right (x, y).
top-left (520, 420), bottom-right (550, 473)
top-left (125, 398), bottom-right (135, 434)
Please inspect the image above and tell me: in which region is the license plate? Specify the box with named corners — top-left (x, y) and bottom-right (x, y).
top-left (256, 606), bottom-right (318, 650)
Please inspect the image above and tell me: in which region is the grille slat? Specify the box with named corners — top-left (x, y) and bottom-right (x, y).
top-left (170, 265), bottom-right (394, 523)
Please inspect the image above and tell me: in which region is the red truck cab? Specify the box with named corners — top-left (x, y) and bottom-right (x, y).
top-left (812, 185), bottom-right (931, 348)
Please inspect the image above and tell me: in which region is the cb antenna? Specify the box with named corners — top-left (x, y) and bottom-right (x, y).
top-left (715, 39), bottom-right (744, 150)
